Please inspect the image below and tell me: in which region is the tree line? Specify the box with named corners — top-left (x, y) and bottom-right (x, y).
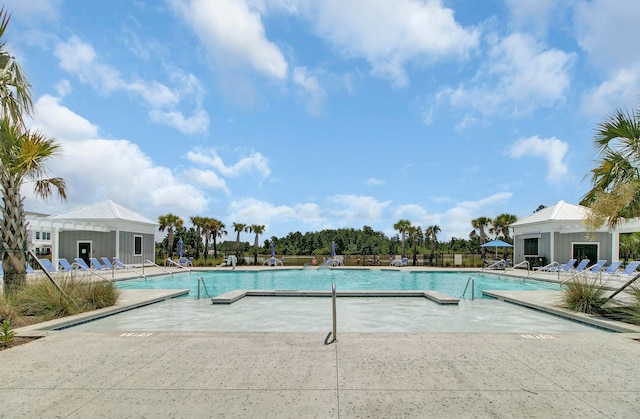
top-left (157, 212), bottom-right (521, 265)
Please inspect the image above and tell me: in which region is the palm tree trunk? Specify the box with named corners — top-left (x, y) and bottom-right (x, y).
top-left (253, 235), bottom-right (259, 265)
top-left (1, 175), bottom-right (27, 295)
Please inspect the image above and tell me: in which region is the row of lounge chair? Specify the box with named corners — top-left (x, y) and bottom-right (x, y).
top-left (534, 258), bottom-right (640, 281)
top-left (37, 257), bottom-right (130, 274)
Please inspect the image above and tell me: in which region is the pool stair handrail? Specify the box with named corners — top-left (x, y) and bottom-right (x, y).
top-left (511, 260), bottom-right (530, 273)
top-left (324, 283), bottom-right (338, 345)
top-left (108, 257), bottom-right (146, 279)
top-left (144, 259), bottom-right (173, 277)
top-left (197, 276), bottom-right (211, 299)
top-left (166, 258), bottom-right (192, 272)
top-left (461, 276), bottom-right (475, 300)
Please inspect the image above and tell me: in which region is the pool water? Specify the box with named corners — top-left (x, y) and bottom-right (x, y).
top-left (116, 269), bottom-right (560, 299)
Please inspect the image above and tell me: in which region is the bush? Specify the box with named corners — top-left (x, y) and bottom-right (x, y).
top-left (3, 274), bottom-right (120, 326)
top-left (562, 277), bottom-right (607, 315)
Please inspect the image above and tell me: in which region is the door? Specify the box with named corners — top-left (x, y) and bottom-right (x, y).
top-left (78, 242), bottom-right (91, 265)
top-left (573, 243), bottom-right (598, 267)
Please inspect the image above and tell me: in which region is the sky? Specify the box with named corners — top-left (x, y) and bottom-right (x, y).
top-left (5, 0), bottom-right (640, 242)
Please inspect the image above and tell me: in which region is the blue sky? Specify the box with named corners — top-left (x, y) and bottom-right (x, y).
top-left (6, 0), bottom-right (640, 241)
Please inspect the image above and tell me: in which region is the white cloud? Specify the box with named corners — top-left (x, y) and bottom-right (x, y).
top-left (301, 0), bottom-right (479, 87)
top-left (168, 0), bottom-right (288, 79)
top-left (581, 69), bottom-right (640, 117)
top-left (3, 0), bottom-right (61, 23)
top-left (185, 168), bottom-right (229, 193)
top-left (437, 33), bottom-right (574, 119)
top-left (504, 0), bottom-right (562, 35)
top-left (186, 148), bottom-right (271, 179)
top-left (292, 66), bottom-right (327, 115)
top-left (327, 195), bottom-right (391, 220)
top-left (24, 95), bottom-right (208, 219)
top-left (53, 36), bottom-right (208, 134)
top-left (365, 178), bottom-right (385, 186)
top-left (507, 136), bottom-right (569, 181)
top-left (31, 95), bottom-right (99, 141)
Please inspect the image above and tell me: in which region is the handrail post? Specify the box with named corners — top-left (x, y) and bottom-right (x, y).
top-left (332, 282), bottom-right (337, 341)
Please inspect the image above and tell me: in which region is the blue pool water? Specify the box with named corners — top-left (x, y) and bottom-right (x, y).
top-left (116, 269), bottom-right (560, 299)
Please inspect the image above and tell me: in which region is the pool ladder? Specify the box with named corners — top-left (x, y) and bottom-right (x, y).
top-left (462, 276), bottom-right (475, 300)
top-left (197, 277), bottom-right (210, 299)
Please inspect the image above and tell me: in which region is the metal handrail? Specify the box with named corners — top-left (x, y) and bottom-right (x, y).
top-left (324, 283), bottom-right (337, 345)
top-left (197, 276), bottom-right (210, 299)
top-left (145, 259), bottom-right (172, 277)
top-left (165, 258), bottom-right (192, 273)
top-left (462, 276), bottom-right (475, 300)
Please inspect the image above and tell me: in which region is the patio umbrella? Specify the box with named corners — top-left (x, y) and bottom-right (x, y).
top-left (331, 241), bottom-right (336, 257)
top-left (270, 242), bottom-right (275, 258)
top-left (480, 239), bottom-right (513, 258)
top-left (177, 237), bottom-right (183, 258)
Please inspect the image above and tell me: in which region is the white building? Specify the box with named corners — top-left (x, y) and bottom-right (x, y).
top-left (27, 200), bottom-right (157, 267)
top-left (511, 200), bottom-right (640, 268)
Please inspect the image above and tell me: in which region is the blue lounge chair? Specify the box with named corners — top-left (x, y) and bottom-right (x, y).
top-left (90, 257), bottom-right (108, 270)
top-left (101, 257), bottom-right (115, 270)
top-left (572, 259), bottom-right (590, 274)
top-left (74, 258), bottom-right (92, 271)
top-left (605, 261), bottom-right (640, 281)
top-left (586, 260), bottom-right (607, 275)
top-left (38, 259), bottom-right (58, 273)
top-left (548, 258), bottom-right (577, 272)
top-left (58, 258), bottom-right (75, 272)
top-left (113, 257), bottom-right (128, 269)
top-left (26, 262), bottom-right (35, 274)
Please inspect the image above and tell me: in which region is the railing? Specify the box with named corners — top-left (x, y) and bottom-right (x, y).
top-left (164, 258), bottom-right (192, 273)
top-left (324, 283), bottom-right (338, 345)
top-left (144, 259), bottom-right (171, 278)
top-left (197, 276), bottom-right (210, 299)
top-left (462, 276), bottom-right (475, 300)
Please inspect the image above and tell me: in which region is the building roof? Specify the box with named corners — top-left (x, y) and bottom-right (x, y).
top-left (48, 200), bottom-right (157, 225)
top-left (511, 200), bottom-right (587, 226)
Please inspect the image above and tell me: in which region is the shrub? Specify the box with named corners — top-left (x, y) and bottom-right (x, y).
top-left (0, 320), bottom-right (15, 347)
top-left (562, 277), bottom-right (607, 314)
top-left (9, 274), bottom-right (120, 323)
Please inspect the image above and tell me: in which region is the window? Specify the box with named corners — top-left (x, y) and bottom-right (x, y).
top-left (35, 232), bottom-right (40, 240)
top-left (43, 232), bottom-right (50, 240)
top-left (134, 235), bottom-right (143, 256)
top-left (524, 238), bottom-right (538, 256)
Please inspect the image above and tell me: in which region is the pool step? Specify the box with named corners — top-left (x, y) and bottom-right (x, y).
top-left (211, 289), bottom-right (459, 305)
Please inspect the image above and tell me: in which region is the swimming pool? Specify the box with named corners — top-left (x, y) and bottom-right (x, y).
top-left (70, 269), bottom-right (604, 334)
top-left (116, 269), bottom-right (560, 299)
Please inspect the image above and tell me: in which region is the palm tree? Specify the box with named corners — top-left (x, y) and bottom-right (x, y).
top-left (471, 217), bottom-right (492, 259)
top-left (491, 213), bottom-right (517, 241)
top-left (0, 7), bottom-right (33, 127)
top-left (425, 225), bottom-right (441, 265)
top-left (407, 225), bottom-right (422, 266)
top-left (580, 104), bottom-right (640, 229)
top-left (249, 224), bottom-right (265, 265)
top-left (190, 215), bottom-right (205, 259)
top-left (158, 213), bottom-right (183, 258)
top-left (209, 218), bottom-right (226, 259)
top-left (233, 222), bottom-right (249, 259)
top-left (200, 217), bottom-right (213, 262)
top-left (393, 219), bottom-right (411, 258)
top-left (0, 119), bottom-right (67, 295)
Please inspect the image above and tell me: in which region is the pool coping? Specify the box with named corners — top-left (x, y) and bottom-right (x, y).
top-left (483, 289), bottom-right (640, 333)
top-left (210, 289), bottom-right (460, 305)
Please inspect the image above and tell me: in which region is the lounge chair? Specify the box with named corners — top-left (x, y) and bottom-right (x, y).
top-left (391, 257), bottom-right (408, 267)
top-left (548, 258), bottom-right (577, 272)
top-left (113, 257), bottom-right (128, 269)
top-left (74, 258), bottom-right (92, 271)
top-left (38, 259), bottom-right (58, 273)
top-left (484, 259), bottom-right (506, 270)
top-left (572, 259), bottom-right (591, 274)
top-left (26, 262), bottom-right (35, 274)
top-left (58, 258), bottom-right (75, 272)
top-left (603, 261), bottom-right (640, 281)
top-left (586, 260), bottom-right (607, 275)
top-left (100, 257), bottom-right (118, 270)
top-left (534, 261), bottom-right (559, 272)
top-left (331, 256), bottom-right (344, 267)
top-left (90, 257), bottom-right (109, 270)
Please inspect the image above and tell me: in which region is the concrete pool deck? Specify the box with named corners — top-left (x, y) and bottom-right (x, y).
top-left (3, 267), bottom-right (640, 417)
